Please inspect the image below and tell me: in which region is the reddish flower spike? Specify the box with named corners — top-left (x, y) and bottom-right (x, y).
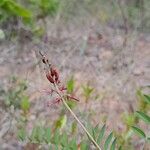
top-left (46, 73), bottom-right (54, 83)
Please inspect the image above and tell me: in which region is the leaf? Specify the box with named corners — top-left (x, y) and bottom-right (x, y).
top-left (0, 0), bottom-right (5, 6)
top-left (18, 128), bottom-right (26, 141)
top-left (110, 138), bottom-right (117, 150)
top-left (144, 94), bottom-right (150, 105)
top-left (29, 126), bottom-right (44, 143)
top-left (21, 96), bottom-right (30, 112)
top-left (80, 141), bottom-right (89, 150)
top-left (5, 0), bottom-right (32, 18)
top-left (104, 132), bottom-right (113, 150)
top-left (52, 130), bottom-right (60, 144)
top-left (61, 133), bottom-right (68, 147)
top-left (92, 124), bottom-right (99, 140)
top-left (36, 126), bottom-right (44, 142)
top-left (147, 137), bottom-right (150, 141)
top-left (131, 126), bottom-right (146, 138)
top-left (97, 124), bottom-right (106, 144)
top-left (67, 76), bottom-right (74, 94)
top-left (82, 85), bottom-right (94, 99)
top-left (29, 127), bottom-right (37, 142)
top-left (136, 111), bottom-right (150, 124)
top-left (44, 127), bottom-right (51, 144)
top-left (55, 115), bottom-right (67, 129)
top-left (69, 139), bottom-right (77, 150)
top-left (71, 121), bottom-right (77, 134)
top-left (118, 146), bottom-right (122, 150)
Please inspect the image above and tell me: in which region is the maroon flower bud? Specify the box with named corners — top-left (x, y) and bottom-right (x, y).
top-left (66, 95), bottom-right (79, 101)
top-left (46, 73), bottom-right (54, 83)
top-left (50, 67), bottom-right (59, 82)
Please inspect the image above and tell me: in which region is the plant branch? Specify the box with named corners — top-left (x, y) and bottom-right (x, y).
top-left (54, 83), bottom-right (101, 150)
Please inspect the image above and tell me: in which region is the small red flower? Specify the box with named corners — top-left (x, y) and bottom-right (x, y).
top-left (46, 72), bottom-right (54, 83)
top-left (39, 51), bottom-right (79, 107)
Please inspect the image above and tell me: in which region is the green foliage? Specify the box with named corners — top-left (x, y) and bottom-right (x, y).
top-left (104, 132), bottom-right (113, 150)
top-left (54, 115), bottom-right (67, 130)
top-left (21, 95), bottom-right (30, 113)
top-left (97, 124), bottom-right (106, 144)
top-left (82, 84), bottom-right (94, 102)
top-left (18, 125), bottom-right (81, 149)
top-left (3, 76), bottom-right (30, 110)
top-left (122, 113), bottom-right (136, 127)
top-left (67, 76), bottom-right (75, 94)
top-left (18, 122), bottom-right (121, 149)
top-left (87, 123), bottom-right (120, 149)
top-left (131, 126), bottom-right (146, 138)
top-left (39, 0), bottom-right (59, 16)
top-left (0, 0), bottom-right (32, 23)
top-left (44, 127), bottom-right (51, 143)
top-left (131, 91), bottom-right (150, 144)
top-left (135, 111), bottom-right (150, 124)
top-left (18, 128), bottom-right (27, 141)
top-left (71, 121), bottom-right (77, 135)
top-left (66, 76), bottom-right (77, 109)
top-left (0, 0), bottom-right (60, 39)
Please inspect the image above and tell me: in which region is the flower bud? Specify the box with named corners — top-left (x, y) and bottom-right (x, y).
top-left (46, 73), bottom-right (54, 83)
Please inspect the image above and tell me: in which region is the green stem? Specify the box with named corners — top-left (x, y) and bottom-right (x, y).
top-left (54, 83), bottom-right (101, 150)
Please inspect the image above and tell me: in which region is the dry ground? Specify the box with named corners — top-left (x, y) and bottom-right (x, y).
top-left (0, 20), bottom-right (150, 149)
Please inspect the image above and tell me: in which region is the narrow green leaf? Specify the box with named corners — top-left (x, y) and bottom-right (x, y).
top-left (21, 96), bottom-right (30, 112)
top-left (131, 126), bottom-right (146, 138)
top-left (5, 0), bottom-right (32, 18)
top-left (144, 94), bottom-right (150, 105)
top-left (67, 76), bottom-right (74, 93)
top-left (97, 124), bottom-right (106, 144)
top-left (110, 138), bottom-right (117, 150)
top-left (54, 145), bottom-right (58, 150)
top-left (80, 141), bottom-right (89, 150)
top-left (71, 121), bottom-right (77, 134)
top-left (104, 132), bottom-right (113, 150)
top-left (61, 133), bottom-right (68, 147)
top-left (69, 139), bottom-right (77, 150)
top-left (36, 126), bottom-right (44, 142)
top-left (52, 130), bottom-right (60, 144)
top-left (118, 146), bottom-right (122, 150)
top-left (92, 124), bottom-right (99, 140)
top-left (147, 137), bottom-right (150, 142)
top-left (29, 127), bottom-right (37, 142)
top-left (55, 115), bottom-right (67, 129)
top-left (136, 111), bottom-right (150, 124)
top-left (18, 128), bottom-right (26, 141)
top-left (44, 127), bottom-right (51, 143)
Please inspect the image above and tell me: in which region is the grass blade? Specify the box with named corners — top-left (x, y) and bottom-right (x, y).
top-left (131, 126), bottom-right (146, 138)
top-left (144, 94), bottom-right (150, 105)
top-left (110, 138), bottom-right (117, 150)
top-left (97, 124), bottom-right (106, 144)
top-left (44, 127), bottom-right (51, 144)
top-left (104, 132), bottom-right (113, 150)
top-left (136, 111), bottom-right (150, 124)
top-left (92, 124), bottom-right (99, 140)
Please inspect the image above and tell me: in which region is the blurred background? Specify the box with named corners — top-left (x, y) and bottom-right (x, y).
top-left (0, 0), bottom-right (150, 149)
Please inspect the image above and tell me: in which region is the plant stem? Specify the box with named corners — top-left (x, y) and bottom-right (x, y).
top-left (54, 83), bottom-right (101, 150)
